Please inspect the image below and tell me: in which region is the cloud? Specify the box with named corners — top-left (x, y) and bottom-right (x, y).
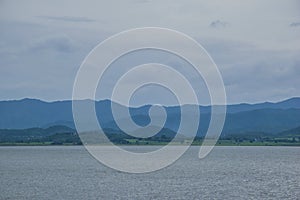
top-left (36, 15), bottom-right (96, 22)
top-left (29, 35), bottom-right (75, 53)
top-left (290, 22), bottom-right (300, 27)
top-left (1, 0), bottom-right (300, 104)
top-left (209, 20), bottom-right (229, 28)
top-left (132, 0), bottom-right (152, 3)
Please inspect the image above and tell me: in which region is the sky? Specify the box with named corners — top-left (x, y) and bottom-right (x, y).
top-left (0, 0), bottom-right (300, 105)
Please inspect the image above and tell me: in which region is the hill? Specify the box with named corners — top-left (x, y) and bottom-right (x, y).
top-left (0, 98), bottom-right (300, 137)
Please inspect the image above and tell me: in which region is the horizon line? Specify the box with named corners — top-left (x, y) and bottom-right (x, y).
top-left (0, 96), bottom-right (299, 107)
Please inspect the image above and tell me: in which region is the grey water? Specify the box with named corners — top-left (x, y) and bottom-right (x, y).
top-left (0, 146), bottom-right (299, 200)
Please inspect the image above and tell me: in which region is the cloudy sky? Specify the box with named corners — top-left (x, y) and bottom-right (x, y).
top-left (0, 0), bottom-right (299, 105)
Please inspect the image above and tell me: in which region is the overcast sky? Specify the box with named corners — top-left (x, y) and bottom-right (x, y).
top-left (0, 0), bottom-right (299, 105)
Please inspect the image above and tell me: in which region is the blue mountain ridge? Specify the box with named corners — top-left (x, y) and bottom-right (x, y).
top-left (0, 97), bottom-right (300, 136)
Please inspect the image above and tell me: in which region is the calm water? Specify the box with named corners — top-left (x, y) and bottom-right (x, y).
top-left (0, 146), bottom-right (299, 200)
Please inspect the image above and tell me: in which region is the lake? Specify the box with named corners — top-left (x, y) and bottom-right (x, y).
top-left (0, 146), bottom-right (299, 199)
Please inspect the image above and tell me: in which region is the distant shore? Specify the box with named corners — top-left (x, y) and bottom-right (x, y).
top-left (1, 140), bottom-right (299, 147)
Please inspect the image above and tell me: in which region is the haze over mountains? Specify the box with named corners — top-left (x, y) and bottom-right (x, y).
top-left (0, 97), bottom-right (300, 137)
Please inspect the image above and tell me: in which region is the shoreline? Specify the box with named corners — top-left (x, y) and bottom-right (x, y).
top-left (1, 142), bottom-right (299, 147)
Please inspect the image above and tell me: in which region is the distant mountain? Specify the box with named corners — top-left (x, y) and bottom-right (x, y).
top-left (0, 124), bottom-right (181, 144)
top-left (222, 108), bottom-right (300, 134)
top-left (0, 98), bottom-right (300, 136)
top-left (0, 98), bottom-right (73, 129)
top-left (277, 126), bottom-right (300, 137)
top-left (223, 97), bottom-right (300, 113)
top-left (0, 125), bottom-right (75, 143)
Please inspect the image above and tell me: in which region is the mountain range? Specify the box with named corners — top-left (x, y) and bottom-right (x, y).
top-left (0, 97), bottom-right (300, 137)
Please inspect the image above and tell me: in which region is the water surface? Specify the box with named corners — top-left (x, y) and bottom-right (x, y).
top-left (0, 146), bottom-right (299, 199)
